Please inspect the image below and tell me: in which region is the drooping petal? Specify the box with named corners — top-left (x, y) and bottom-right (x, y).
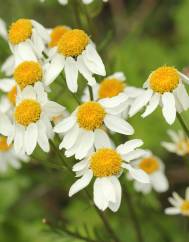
top-left (37, 120), bottom-right (50, 152)
top-left (65, 57), bottom-right (78, 93)
top-left (94, 129), bottom-right (112, 149)
top-left (116, 139), bottom-right (143, 155)
top-left (69, 170), bottom-right (93, 196)
top-left (142, 93), bottom-right (160, 118)
top-left (54, 116), bottom-right (76, 133)
top-left (162, 92), bottom-right (176, 125)
top-left (108, 177), bottom-right (122, 212)
top-left (24, 123), bottom-right (38, 155)
top-left (151, 171), bottom-right (169, 192)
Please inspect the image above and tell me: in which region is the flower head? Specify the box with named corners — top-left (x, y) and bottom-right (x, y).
top-left (69, 139), bottom-right (149, 212)
top-left (165, 187), bottom-right (189, 216)
top-left (129, 66), bottom-right (189, 125)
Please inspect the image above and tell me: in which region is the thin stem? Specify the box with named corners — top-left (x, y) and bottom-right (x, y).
top-left (123, 185), bottom-right (144, 242)
top-left (176, 113), bottom-right (189, 138)
top-left (85, 191), bottom-right (121, 242)
top-left (50, 140), bottom-right (72, 174)
top-left (72, 0), bottom-right (82, 28)
top-left (88, 85), bottom-right (94, 101)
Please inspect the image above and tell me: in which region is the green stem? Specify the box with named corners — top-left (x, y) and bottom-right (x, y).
top-left (72, 0), bottom-right (82, 28)
top-left (176, 113), bottom-right (189, 138)
top-left (50, 140), bottom-right (72, 174)
top-left (88, 85), bottom-right (94, 101)
top-left (123, 185), bottom-right (144, 242)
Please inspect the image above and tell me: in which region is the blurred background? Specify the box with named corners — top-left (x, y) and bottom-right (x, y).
top-left (0, 0), bottom-right (189, 241)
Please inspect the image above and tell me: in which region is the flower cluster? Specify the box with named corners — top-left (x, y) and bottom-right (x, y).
top-left (0, 9), bottom-right (189, 216)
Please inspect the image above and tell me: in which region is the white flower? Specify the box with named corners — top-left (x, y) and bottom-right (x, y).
top-left (0, 82), bottom-right (65, 155)
top-left (8, 18), bottom-right (49, 63)
top-left (165, 187), bottom-right (189, 216)
top-left (0, 136), bottom-right (29, 173)
top-left (69, 139), bottom-right (149, 212)
top-left (82, 72), bottom-right (143, 118)
top-left (44, 29), bottom-right (106, 92)
top-left (54, 96), bottom-right (134, 160)
top-left (161, 130), bottom-right (189, 156)
top-left (129, 66), bottom-right (189, 125)
top-left (130, 151), bottom-right (169, 193)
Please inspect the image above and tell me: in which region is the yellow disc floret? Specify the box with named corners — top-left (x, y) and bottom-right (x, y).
top-left (49, 25), bottom-right (69, 47)
top-left (58, 29), bottom-right (89, 57)
top-left (181, 200), bottom-right (189, 216)
top-left (149, 66), bottom-right (180, 93)
top-left (8, 19), bottom-right (32, 45)
top-left (14, 61), bottom-right (43, 89)
top-left (7, 85), bottom-right (17, 105)
top-left (99, 78), bottom-right (125, 98)
top-left (77, 101), bottom-right (105, 130)
top-left (0, 136), bottom-right (11, 152)
top-left (90, 148), bottom-right (122, 177)
top-left (139, 156), bottom-right (160, 174)
top-left (15, 99), bottom-right (41, 126)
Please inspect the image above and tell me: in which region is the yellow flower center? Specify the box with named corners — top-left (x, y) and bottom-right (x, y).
top-left (90, 148), bottom-right (122, 177)
top-left (49, 25), bottom-right (69, 47)
top-left (7, 85), bottom-right (17, 105)
top-left (14, 61), bottom-right (43, 89)
top-left (98, 78), bottom-right (125, 98)
top-left (149, 66), bottom-right (180, 93)
top-left (77, 101), bottom-right (105, 130)
top-left (181, 200), bottom-right (189, 215)
top-left (8, 19), bottom-right (32, 45)
top-left (0, 136), bottom-right (11, 152)
top-left (139, 157), bottom-right (160, 174)
top-left (14, 99), bottom-right (41, 126)
top-left (58, 29), bottom-right (89, 57)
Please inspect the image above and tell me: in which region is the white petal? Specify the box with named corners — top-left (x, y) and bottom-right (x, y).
top-left (175, 84), bottom-right (189, 111)
top-left (31, 20), bottom-right (50, 43)
top-left (116, 139), bottom-right (143, 155)
top-left (59, 124), bottom-right (80, 150)
top-left (20, 85), bottom-right (36, 100)
top-left (72, 159), bottom-right (89, 172)
top-left (94, 129), bottom-right (112, 149)
top-left (165, 207), bottom-right (180, 215)
top-left (0, 114), bottom-right (13, 136)
top-left (162, 92), bottom-right (176, 125)
top-left (14, 41), bottom-right (37, 62)
top-left (0, 18), bottom-right (7, 40)
top-left (142, 93), bottom-right (160, 118)
top-left (151, 171), bottom-right (169, 192)
top-left (75, 130), bottom-right (94, 160)
top-left (69, 170), bottom-right (93, 196)
top-left (108, 177), bottom-right (122, 212)
top-left (43, 101), bottom-right (65, 118)
top-left (123, 163), bottom-right (150, 183)
top-left (77, 55), bottom-right (96, 86)
top-left (104, 114), bottom-right (134, 135)
top-left (14, 125), bottom-right (24, 154)
top-left (44, 54), bottom-right (65, 85)
top-left (24, 123), bottom-right (38, 155)
top-left (93, 178), bottom-right (109, 211)
top-left (65, 57), bottom-right (78, 93)
top-left (186, 187), bottom-right (189, 200)
top-left (122, 149), bottom-right (147, 162)
top-left (54, 116), bottom-right (76, 133)
top-left (1, 55), bottom-right (15, 76)
top-left (37, 120), bottom-right (50, 152)
top-left (161, 142), bottom-right (176, 153)
top-left (0, 78), bottom-right (15, 92)
top-left (83, 44), bottom-right (106, 76)
top-left (99, 93), bottom-right (128, 108)
top-left (129, 89), bottom-right (153, 117)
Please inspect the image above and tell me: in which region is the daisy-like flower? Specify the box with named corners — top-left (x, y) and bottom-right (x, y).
top-left (44, 29), bottom-right (106, 92)
top-left (0, 82), bottom-right (65, 155)
top-left (82, 72), bottom-right (143, 117)
top-left (161, 130), bottom-right (189, 156)
top-left (129, 66), bottom-right (189, 124)
top-left (130, 151), bottom-right (169, 193)
top-left (8, 18), bottom-right (49, 62)
top-left (54, 96), bottom-right (134, 160)
top-left (69, 139), bottom-right (149, 212)
top-left (165, 187), bottom-right (189, 216)
top-left (0, 135), bottom-right (28, 173)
